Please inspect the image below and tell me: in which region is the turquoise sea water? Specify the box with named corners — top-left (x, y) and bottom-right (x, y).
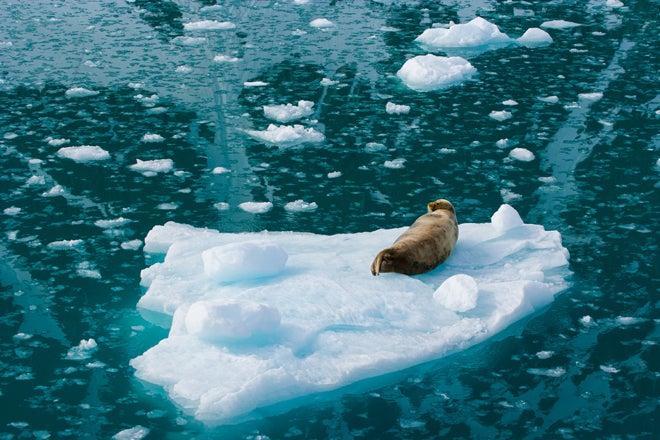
top-left (0, 0), bottom-right (658, 438)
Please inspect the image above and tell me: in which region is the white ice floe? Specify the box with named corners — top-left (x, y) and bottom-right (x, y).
top-left (172, 36), bottom-right (207, 46)
top-left (57, 145), bottom-right (110, 163)
top-left (263, 101), bottom-right (314, 123)
top-left (415, 17), bottom-right (511, 49)
top-left (309, 18), bottom-right (334, 29)
top-left (47, 137), bottom-right (70, 147)
top-left (95, 217), bottom-right (131, 229)
top-left (214, 202), bottom-right (230, 211)
top-left (536, 350), bottom-right (554, 359)
top-left (65, 87), bottom-right (99, 98)
top-left (129, 159), bottom-right (174, 174)
top-left (48, 239), bottom-right (83, 250)
top-left (384, 158), bottom-right (406, 169)
top-left (112, 425), bottom-right (150, 440)
top-left (606, 0), bottom-right (624, 7)
top-left (184, 20), bottom-right (236, 31)
top-left (284, 200), bottom-right (318, 212)
top-left (4, 132), bottom-right (18, 139)
top-left (213, 54), bottom-right (240, 63)
top-left (517, 28), bottom-right (553, 47)
top-left (26, 175), bottom-right (45, 185)
top-left (385, 102), bottom-right (411, 115)
top-left (365, 142), bottom-right (386, 152)
top-left (433, 274), bottom-right (479, 312)
top-left (141, 133), bottom-right (164, 143)
top-left (509, 148), bottom-right (535, 162)
top-left (600, 365), bottom-right (620, 373)
top-left (3, 206), bottom-right (21, 216)
top-left (320, 78), bottom-right (338, 86)
top-left (176, 65), bottom-right (192, 74)
top-left (527, 367), bottom-right (566, 377)
top-left (502, 99), bottom-right (518, 106)
top-left (42, 185), bottom-right (65, 197)
top-left (327, 171), bottom-right (341, 178)
top-left (245, 124), bottom-right (325, 146)
top-left (541, 20), bottom-right (581, 30)
top-left (132, 204), bottom-right (570, 424)
top-left (397, 55), bottom-right (476, 92)
top-left (496, 139), bottom-right (509, 148)
top-left (578, 92), bottom-right (603, 102)
top-left (238, 201), bottom-right (273, 214)
top-left (489, 110), bottom-right (512, 121)
top-left (212, 166), bottom-right (230, 175)
top-left (538, 95), bottom-right (559, 103)
top-left (121, 239), bottom-right (143, 251)
top-left (66, 338), bottom-right (97, 360)
top-left (244, 81), bottom-right (268, 87)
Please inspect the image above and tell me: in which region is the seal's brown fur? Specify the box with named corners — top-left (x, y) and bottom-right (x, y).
top-left (371, 199), bottom-right (458, 276)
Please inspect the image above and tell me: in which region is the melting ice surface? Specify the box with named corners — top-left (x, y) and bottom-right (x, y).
top-left (131, 205), bottom-right (570, 424)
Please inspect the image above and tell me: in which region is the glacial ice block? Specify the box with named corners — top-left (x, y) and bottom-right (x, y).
top-left (131, 205), bottom-right (570, 424)
top-left (397, 55), bottom-right (476, 92)
top-left (415, 17), bottom-right (512, 49)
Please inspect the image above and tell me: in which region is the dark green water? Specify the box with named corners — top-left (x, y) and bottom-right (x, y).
top-left (0, 0), bottom-right (658, 438)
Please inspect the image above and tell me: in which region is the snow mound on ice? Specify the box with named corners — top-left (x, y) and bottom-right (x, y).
top-left (201, 241), bottom-right (288, 283)
top-left (132, 205), bottom-right (570, 424)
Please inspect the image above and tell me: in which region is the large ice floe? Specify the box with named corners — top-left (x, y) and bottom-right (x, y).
top-left (397, 55), bottom-right (476, 92)
top-left (415, 17), bottom-right (512, 50)
top-left (131, 204), bottom-right (570, 424)
top-left (245, 124), bottom-right (325, 146)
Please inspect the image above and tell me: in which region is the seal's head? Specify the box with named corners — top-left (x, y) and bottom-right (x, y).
top-left (371, 248), bottom-right (400, 276)
top-left (427, 199), bottom-right (455, 214)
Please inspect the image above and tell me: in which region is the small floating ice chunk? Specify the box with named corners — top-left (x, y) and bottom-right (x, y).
top-left (491, 204), bottom-right (524, 232)
top-left (489, 110), bottom-right (512, 121)
top-left (538, 95), bottom-right (559, 103)
top-left (320, 78), bottom-right (338, 86)
top-left (327, 171), bottom-right (341, 178)
top-left (175, 65), bottom-right (192, 74)
top-left (141, 133), bottom-right (164, 143)
top-left (112, 425), bottom-right (150, 440)
top-left (415, 17), bottom-right (511, 49)
top-left (600, 365), bottom-right (620, 373)
top-left (384, 158), bottom-right (406, 169)
top-left (433, 274), bottom-right (479, 312)
top-left (509, 148), bottom-right (535, 162)
top-left (213, 54), bottom-right (240, 63)
top-left (129, 159), bottom-right (174, 174)
top-left (4, 132), bottom-right (18, 139)
top-left (502, 99), bottom-right (518, 106)
top-left (397, 55), bottom-right (476, 92)
top-left (42, 185), bottom-right (65, 197)
top-left (439, 148), bottom-right (456, 154)
top-left (385, 102), bottom-right (411, 115)
top-left (212, 166), bottom-right (230, 175)
top-left (172, 36), bottom-right (207, 46)
top-left (616, 316), bottom-right (643, 325)
top-left (121, 239), bottom-right (143, 251)
top-left (48, 239), bottom-right (83, 250)
top-left (214, 202), bottom-right (230, 211)
top-left (244, 81), bottom-right (268, 87)
top-left (47, 137), bottom-right (70, 146)
top-left (245, 124), bottom-right (324, 146)
top-left (536, 350), bottom-right (554, 359)
top-left (183, 20), bottom-right (236, 31)
top-left (263, 100), bottom-right (315, 123)
top-left (365, 142), bottom-right (386, 152)
top-left (3, 206), bottom-right (21, 216)
top-left (606, 0), bottom-right (624, 8)
top-left (284, 200), bottom-right (318, 212)
top-left (527, 367), bottom-right (565, 377)
top-left (309, 18), bottom-right (334, 29)
top-left (65, 87), bottom-right (99, 98)
top-left (578, 92), bottom-right (603, 102)
top-left (238, 201), bottom-right (273, 214)
top-left (202, 241), bottom-right (287, 283)
top-left (66, 338), bottom-right (97, 360)
top-left (157, 203), bottom-right (178, 210)
top-left (517, 28), bottom-right (553, 46)
top-left (26, 175), bottom-right (45, 185)
top-left (57, 145), bottom-right (110, 163)
top-left (185, 300), bottom-right (282, 342)
top-left (541, 20), bottom-right (581, 30)
top-left (579, 315), bottom-right (595, 326)
top-left (95, 217), bottom-right (131, 229)
top-left (496, 138), bottom-right (509, 148)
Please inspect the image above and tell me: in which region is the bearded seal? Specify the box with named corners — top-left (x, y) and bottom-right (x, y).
top-left (371, 199), bottom-right (458, 276)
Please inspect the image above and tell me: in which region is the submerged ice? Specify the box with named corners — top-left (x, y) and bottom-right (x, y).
top-left (131, 205), bottom-right (570, 424)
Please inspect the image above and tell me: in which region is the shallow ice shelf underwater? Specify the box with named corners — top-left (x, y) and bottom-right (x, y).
top-left (131, 204), bottom-right (571, 424)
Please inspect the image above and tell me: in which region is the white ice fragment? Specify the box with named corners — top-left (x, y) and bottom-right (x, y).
top-left (95, 217), bottom-right (131, 229)
top-left (47, 138), bottom-right (70, 146)
top-left (536, 350), bottom-right (554, 359)
top-left (527, 367), bottom-right (565, 377)
top-left (578, 92), bottom-right (603, 102)
top-left (213, 54), bottom-right (240, 63)
top-left (538, 176), bottom-right (556, 184)
top-left (3, 206), bottom-right (21, 216)
top-left (245, 124), bottom-right (325, 146)
top-left (491, 204), bottom-right (524, 232)
top-left (243, 81), bottom-right (269, 87)
top-left (517, 28), bottom-right (553, 47)
top-left (606, 0), bottom-right (624, 8)
top-left (65, 87), bottom-right (99, 98)
top-left (42, 185), bottom-right (65, 198)
top-left (175, 65), bottom-right (192, 74)
top-left (291, 29), bottom-right (307, 36)
top-left (172, 36), bottom-right (207, 46)
top-left (384, 158), bottom-right (406, 169)
top-left (433, 274), bottom-right (479, 312)
top-left (121, 239), bottom-right (143, 251)
top-left (202, 241), bottom-right (287, 283)
top-left (183, 20), bottom-right (235, 31)
top-left (600, 365), bottom-right (620, 373)
top-left (385, 102), bottom-right (411, 115)
top-left (66, 338), bottom-right (97, 360)
top-left (538, 95), bottom-right (559, 103)
top-left (28, 158), bottom-right (43, 165)
top-left (293, 0), bottom-right (310, 4)
top-left (320, 78), bottom-right (338, 86)
top-left (214, 202), bottom-right (230, 211)
top-left (365, 142), bottom-right (386, 152)
top-left (509, 148), bottom-right (535, 162)
top-left (141, 133), bottom-right (164, 143)
top-left (48, 239), bottom-right (83, 250)
top-left (579, 315), bottom-right (595, 326)
top-left (502, 99), bottom-right (518, 106)
top-left (284, 200), bottom-right (318, 212)
top-left (415, 17), bottom-right (511, 49)
top-left (397, 55), bottom-right (476, 92)
top-left (541, 20), bottom-right (581, 30)
top-left (309, 18), bottom-right (334, 29)
top-left (129, 159), bottom-right (174, 174)
top-left (212, 166), bottom-right (230, 175)
top-left (263, 100), bottom-right (314, 123)
top-left (616, 316), bottom-right (643, 325)
top-left (489, 110), bottom-right (512, 121)
top-left (238, 201), bottom-right (273, 214)
top-left (112, 425), bottom-right (150, 440)
top-left (496, 138), bottom-right (509, 148)
top-left (26, 175), bottom-right (45, 185)
top-left (157, 203), bottom-right (178, 210)
top-left (327, 171), bottom-right (341, 178)
top-left (439, 148), bottom-right (456, 154)
top-left (57, 146), bottom-right (110, 163)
